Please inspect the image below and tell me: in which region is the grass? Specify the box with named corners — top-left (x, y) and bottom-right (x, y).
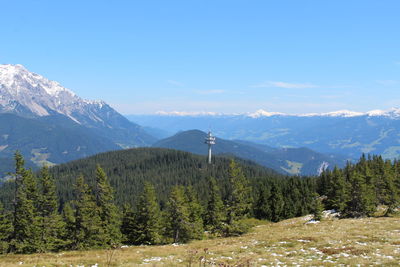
top-left (1, 215), bottom-right (400, 266)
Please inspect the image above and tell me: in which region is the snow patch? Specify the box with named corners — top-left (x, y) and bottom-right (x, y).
top-left (247, 109), bottom-right (286, 118)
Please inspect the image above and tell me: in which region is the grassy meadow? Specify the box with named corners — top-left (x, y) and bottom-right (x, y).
top-left (1, 215), bottom-right (399, 266)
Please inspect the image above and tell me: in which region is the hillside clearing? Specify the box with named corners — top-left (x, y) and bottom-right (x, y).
top-left (1, 216), bottom-right (399, 266)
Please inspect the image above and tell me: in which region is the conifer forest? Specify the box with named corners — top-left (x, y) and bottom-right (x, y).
top-left (0, 148), bottom-right (399, 254)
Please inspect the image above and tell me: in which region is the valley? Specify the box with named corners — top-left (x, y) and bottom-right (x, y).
top-left (1, 1), bottom-right (399, 266)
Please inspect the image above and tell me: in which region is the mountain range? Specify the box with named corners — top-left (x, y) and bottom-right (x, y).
top-left (128, 110), bottom-right (400, 161)
top-left (0, 64), bottom-right (155, 175)
top-left (152, 130), bottom-right (346, 175)
top-left (2, 63), bottom-right (399, 178)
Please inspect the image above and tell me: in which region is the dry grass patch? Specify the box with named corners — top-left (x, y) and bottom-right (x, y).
top-left (1, 216), bottom-right (399, 266)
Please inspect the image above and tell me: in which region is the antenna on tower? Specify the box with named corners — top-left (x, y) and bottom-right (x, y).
top-left (205, 130), bottom-right (216, 164)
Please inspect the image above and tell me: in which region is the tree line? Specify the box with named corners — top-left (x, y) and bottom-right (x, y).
top-left (0, 150), bottom-right (399, 254)
top-left (0, 153), bottom-right (271, 253)
top-left (318, 154), bottom-right (400, 217)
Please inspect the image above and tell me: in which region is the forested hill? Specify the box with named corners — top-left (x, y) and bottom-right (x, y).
top-left (0, 148), bottom-right (286, 210)
top-left (152, 129), bottom-right (346, 175)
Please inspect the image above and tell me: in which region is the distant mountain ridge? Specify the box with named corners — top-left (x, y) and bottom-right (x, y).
top-left (0, 64), bottom-right (155, 147)
top-left (152, 130), bottom-right (346, 175)
top-left (128, 111), bottom-right (400, 160)
top-left (152, 108), bottom-right (400, 118)
top-left (0, 64), bottom-right (156, 176)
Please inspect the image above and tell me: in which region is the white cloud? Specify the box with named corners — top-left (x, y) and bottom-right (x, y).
top-left (252, 81), bottom-right (318, 89)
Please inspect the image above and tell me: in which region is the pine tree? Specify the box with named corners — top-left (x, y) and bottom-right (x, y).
top-left (120, 204), bottom-right (136, 244)
top-left (326, 166), bottom-right (348, 212)
top-left (269, 182), bottom-right (284, 222)
top-left (61, 202), bottom-right (75, 250)
top-left (253, 186), bottom-right (271, 220)
top-left (185, 186), bottom-right (204, 240)
top-left (312, 193), bottom-right (324, 221)
top-left (382, 160), bottom-right (399, 216)
top-left (9, 152), bottom-right (40, 253)
top-left (344, 170), bottom-right (376, 217)
top-left (94, 165), bottom-right (122, 246)
top-left (37, 166), bottom-right (65, 252)
top-left (129, 182), bottom-right (162, 245)
top-left (204, 177), bottom-right (225, 235)
top-left (225, 160), bottom-right (252, 235)
top-left (73, 175), bottom-right (104, 250)
top-left (0, 202), bottom-right (12, 253)
top-left (165, 186), bottom-right (192, 243)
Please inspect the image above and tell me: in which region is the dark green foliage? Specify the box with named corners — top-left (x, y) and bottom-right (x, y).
top-left (9, 152), bottom-right (40, 254)
top-left (73, 175), bottom-right (104, 250)
top-left (94, 165), bottom-right (122, 246)
top-left (152, 129), bottom-right (347, 176)
top-left (268, 182), bottom-right (285, 222)
top-left (204, 177), bottom-right (225, 235)
top-left (224, 160), bottom-right (253, 236)
top-left (45, 148), bottom-right (278, 209)
top-left (312, 194), bottom-right (324, 221)
top-left (322, 167), bottom-right (349, 212)
top-left (120, 204), bottom-right (135, 244)
top-left (1, 148), bottom-right (396, 254)
top-left (61, 202), bottom-right (75, 250)
top-left (0, 203), bottom-right (12, 253)
top-left (343, 169), bottom-right (376, 217)
top-left (318, 154), bottom-right (400, 218)
top-left (253, 186), bottom-right (271, 220)
top-left (124, 182), bottom-right (162, 245)
top-left (37, 166), bottom-right (65, 252)
top-left (184, 186), bottom-right (204, 240)
top-left (165, 186), bottom-right (192, 243)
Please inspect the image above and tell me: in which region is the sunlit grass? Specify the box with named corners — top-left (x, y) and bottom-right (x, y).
top-left (1, 215), bottom-right (399, 266)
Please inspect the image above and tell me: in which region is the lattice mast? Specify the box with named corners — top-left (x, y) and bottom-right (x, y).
top-left (205, 131), bottom-right (216, 164)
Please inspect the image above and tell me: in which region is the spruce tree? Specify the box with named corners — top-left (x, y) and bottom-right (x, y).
top-left (129, 182), bottom-right (162, 245)
top-left (326, 166), bottom-right (348, 212)
top-left (61, 202), bottom-right (75, 250)
top-left (382, 160), bottom-right (399, 216)
top-left (165, 186), bottom-right (192, 243)
top-left (37, 166), bottom-right (65, 252)
top-left (225, 160), bottom-right (252, 235)
top-left (344, 170), bottom-right (376, 217)
top-left (185, 186), bottom-right (204, 240)
top-left (120, 204), bottom-right (136, 244)
top-left (9, 152), bottom-right (40, 253)
top-left (269, 182), bottom-right (284, 222)
top-left (73, 175), bottom-right (104, 249)
top-left (0, 202), bottom-right (12, 253)
top-left (204, 177), bottom-right (225, 235)
top-left (312, 193), bottom-right (324, 221)
top-left (253, 186), bottom-right (271, 220)
top-left (94, 165), bottom-right (122, 246)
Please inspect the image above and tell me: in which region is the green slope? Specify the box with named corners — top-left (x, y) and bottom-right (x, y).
top-left (152, 130), bottom-right (346, 175)
top-left (0, 113), bottom-right (120, 177)
top-left (0, 147), bottom-right (285, 210)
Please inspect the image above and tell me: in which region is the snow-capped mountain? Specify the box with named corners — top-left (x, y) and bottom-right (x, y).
top-left (0, 64), bottom-right (156, 176)
top-left (0, 64), bottom-right (155, 146)
top-left (153, 108), bottom-right (400, 119)
top-left (1, 64), bottom-right (118, 125)
top-left (128, 108), bottom-right (400, 161)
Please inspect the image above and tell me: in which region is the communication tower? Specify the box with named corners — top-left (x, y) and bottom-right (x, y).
top-left (205, 131), bottom-right (216, 164)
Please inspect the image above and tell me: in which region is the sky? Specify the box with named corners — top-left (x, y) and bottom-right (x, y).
top-left (1, 0), bottom-right (399, 114)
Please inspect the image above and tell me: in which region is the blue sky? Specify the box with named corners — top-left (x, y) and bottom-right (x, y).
top-left (1, 0), bottom-right (399, 114)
